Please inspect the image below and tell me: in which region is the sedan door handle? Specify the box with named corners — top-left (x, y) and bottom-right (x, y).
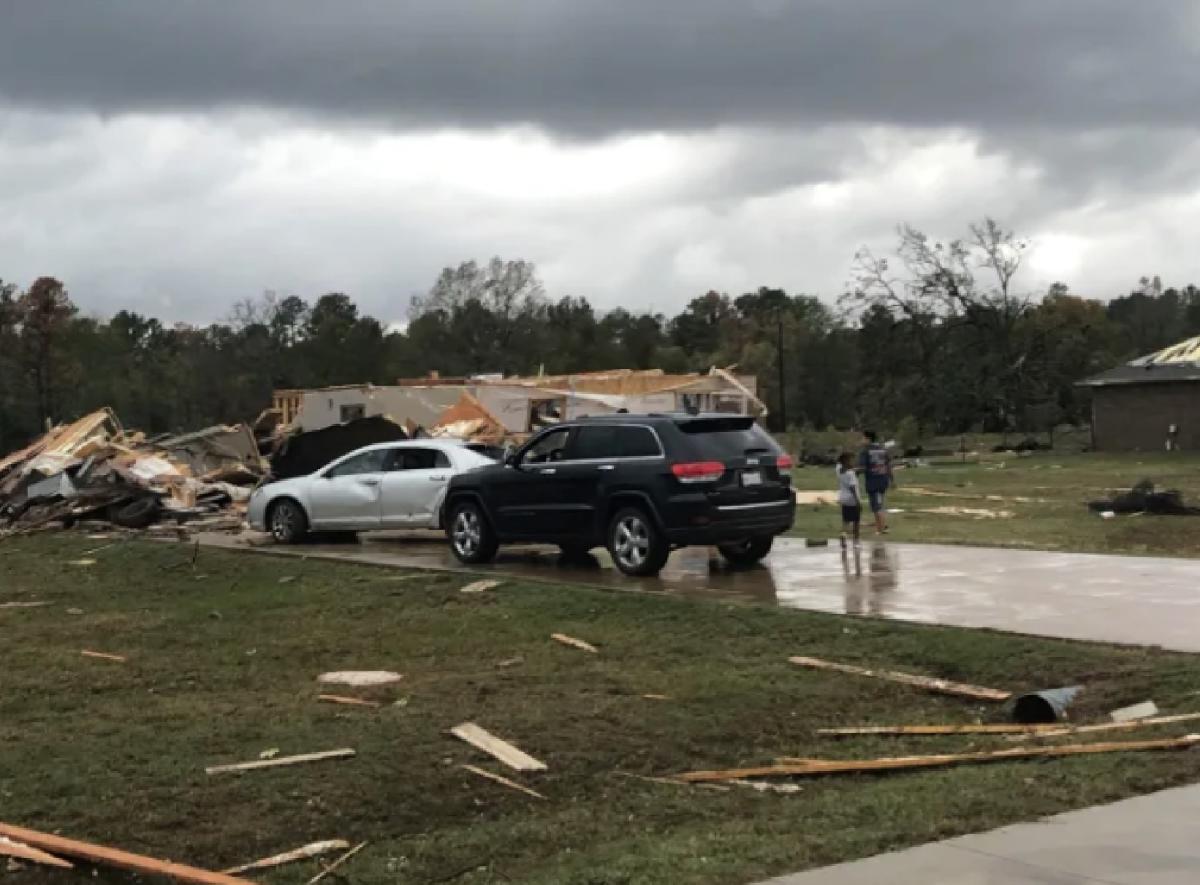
top-left (597, 464), bottom-right (616, 471)
top-left (359, 478), bottom-right (380, 486)
top-left (428, 475), bottom-right (447, 481)
top-left (539, 468), bottom-right (557, 475)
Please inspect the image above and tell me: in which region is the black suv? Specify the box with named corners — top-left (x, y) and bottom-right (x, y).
top-left (444, 413), bottom-right (795, 577)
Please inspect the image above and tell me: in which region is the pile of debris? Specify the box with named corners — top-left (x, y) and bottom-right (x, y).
top-left (0, 409), bottom-right (265, 537)
top-left (1088, 478), bottom-right (1200, 517)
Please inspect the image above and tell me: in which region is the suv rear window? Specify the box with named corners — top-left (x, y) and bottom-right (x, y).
top-left (677, 417), bottom-right (780, 460)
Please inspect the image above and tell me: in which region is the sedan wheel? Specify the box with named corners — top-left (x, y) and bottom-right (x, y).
top-left (270, 500), bottom-right (307, 544)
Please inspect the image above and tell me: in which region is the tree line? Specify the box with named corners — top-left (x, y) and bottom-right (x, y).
top-left (3, 219), bottom-right (1199, 452)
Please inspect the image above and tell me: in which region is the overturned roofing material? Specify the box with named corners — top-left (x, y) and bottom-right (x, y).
top-left (1080, 335), bottom-right (1200, 387)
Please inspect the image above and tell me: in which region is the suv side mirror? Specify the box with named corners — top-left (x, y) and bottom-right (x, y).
top-left (504, 452), bottom-right (519, 468)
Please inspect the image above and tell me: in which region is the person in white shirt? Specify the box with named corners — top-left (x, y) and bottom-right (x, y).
top-left (836, 452), bottom-right (861, 547)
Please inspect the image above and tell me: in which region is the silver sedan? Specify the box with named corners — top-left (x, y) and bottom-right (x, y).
top-left (248, 439), bottom-right (495, 543)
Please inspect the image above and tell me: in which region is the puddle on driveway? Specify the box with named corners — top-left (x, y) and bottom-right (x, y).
top-left (200, 531), bottom-right (1200, 652)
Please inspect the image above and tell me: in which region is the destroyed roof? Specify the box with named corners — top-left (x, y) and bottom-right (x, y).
top-left (1079, 335), bottom-right (1200, 387)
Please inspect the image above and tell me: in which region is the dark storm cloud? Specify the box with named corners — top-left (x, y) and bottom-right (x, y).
top-left (1, 0), bottom-right (1196, 135)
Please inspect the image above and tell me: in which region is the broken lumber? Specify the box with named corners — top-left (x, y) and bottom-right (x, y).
top-left (678, 733), bottom-right (1200, 782)
top-left (0, 601), bottom-right (51, 609)
top-left (459, 579), bottom-right (502, 593)
top-left (81, 650), bottom-right (127, 663)
top-left (318, 694), bottom-right (381, 708)
top-left (551, 632), bottom-right (598, 653)
top-left (461, 764), bottom-right (546, 800)
top-left (818, 723), bottom-right (1063, 737)
top-left (450, 723), bottom-right (547, 772)
top-left (1004, 713), bottom-right (1200, 741)
top-left (788, 655), bottom-right (1011, 702)
top-left (305, 841), bottom-right (367, 885)
top-left (0, 836), bottom-right (73, 869)
top-left (205, 748), bottom-right (356, 775)
top-left (222, 839), bottom-right (350, 875)
top-left (0, 823), bottom-right (251, 885)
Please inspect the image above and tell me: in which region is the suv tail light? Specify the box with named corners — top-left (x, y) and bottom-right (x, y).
top-left (671, 461), bottom-right (725, 483)
top-left (776, 454), bottom-right (794, 470)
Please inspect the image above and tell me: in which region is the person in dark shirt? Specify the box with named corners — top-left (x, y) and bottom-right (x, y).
top-left (858, 430), bottom-right (894, 535)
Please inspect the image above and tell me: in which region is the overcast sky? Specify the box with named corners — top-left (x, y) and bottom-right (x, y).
top-left (2, 0), bottom-right (1199, 324)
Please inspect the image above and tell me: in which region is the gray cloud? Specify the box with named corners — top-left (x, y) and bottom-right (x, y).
top-left (1, 1), bottom-right (1197, 136)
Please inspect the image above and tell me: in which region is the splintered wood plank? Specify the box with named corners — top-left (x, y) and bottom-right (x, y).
top-left (0, 836), bottom-right (73, 869)
top-left (678, 734), bottom-right (1200, 782)
top-left (788, 655), bottom-right (1011, 702)
top-left (818, 723), bottom-right (1059, 736)
top-left (205, 748), bottom-right (356, 775)
top-left (221, 840), bottom-right (350, 875)
top-left (551, 633), bottom-right (598, 653)
top-left (461, 764), bottom-right (546, 800)
top-left (0, 823), bottom-right (251, 885)
top-left (305, 841), bottom-right (367, 885)
top-left (459, 579), bottom-right (502, 593)
top-left (450, 723), bottom-right (547, 772)
top-left (318, 694), bottom-right (381, 708)
top-left (1005, 713), bottom-right (1200, 741)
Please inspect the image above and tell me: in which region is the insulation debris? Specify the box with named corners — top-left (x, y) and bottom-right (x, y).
top-left (788, 655), bottom-right (1012, 702)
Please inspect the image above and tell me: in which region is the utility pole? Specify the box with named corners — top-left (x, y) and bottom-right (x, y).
top-left (775, 316), bottom-right (787, 432)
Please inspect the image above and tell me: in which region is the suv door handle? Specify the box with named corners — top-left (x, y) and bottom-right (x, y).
top-left (539, 468), bottom-right (557, 475)
top-left (597, 464), bottom-right (616, 471)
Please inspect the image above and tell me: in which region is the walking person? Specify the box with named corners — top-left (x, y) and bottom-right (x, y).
top-left (859, 430), bottom-right (894, 535)
top-left (836, 452), bottom-right (861, 548)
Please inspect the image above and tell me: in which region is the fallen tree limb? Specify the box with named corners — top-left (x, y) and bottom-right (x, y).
top-left (318, 694), bottom-right (381, 708)
top-left (0, 823), bottom-right (251, 884)
top-left (221, 839), bottom-right (350, 875)
top-left (0, 836), bottom-right (73, 869)
top-left (788, 655), bottom-right (1011, 702)
top-left (551, 633), bottom-right (598, 653)
top-left (450, 723), bottom-right (547, 772)
top-left (461, 764), bottom-right (546, 800)
top-left (678, 734), bottom-right (1200, 782)
top-left (206, 748), bottom-right (356, 775)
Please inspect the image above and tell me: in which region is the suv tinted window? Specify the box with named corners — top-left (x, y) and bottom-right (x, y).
top-left (385, 447), bottom-right (450, 471)
top-left (327, 449), bottom-right (387, 477)
top-left (616, 426), bottom-right (661, 457)
top-left (678, 418), bottom-right (780, 460)
top-left (523, 427), bottom-right (571, 464)
top-left (570, 425), bottom-right (619, 460)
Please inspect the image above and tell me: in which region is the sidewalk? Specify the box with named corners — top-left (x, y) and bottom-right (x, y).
top-left (757, 782), bottom-right (1200, 884)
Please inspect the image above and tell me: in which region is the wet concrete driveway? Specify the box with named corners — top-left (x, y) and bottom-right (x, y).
top-left (198, 532), bottom-right (1200, 652)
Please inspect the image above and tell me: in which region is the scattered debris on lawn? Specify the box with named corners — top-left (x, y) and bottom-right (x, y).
top-left (80, 650), bottom-right (126, 663)
top-left (278, 575), bottom-right (298, 584)
top-left (788, 655), bottom-right (1012, 702)
top-left (1111, 700), bottom-right (1159, 722)
top-left (461, 764), bottom-right (547, 800)
top-left (317, 670), bottom-right (403, 686)
top-left (793, 490), bottom-right (837, 506)
top-left (258, 748), bottom-right (280, 760)
top-left (221, 839), bottom-right (351, 876)
top-left (450, 722), bottom-right (547, 772)
top-left (0, 407), bottom-right (265, 539)
top-left (613, 772), bottom-right (731, 792)
top-left (318, 694), bottom-right (381, 708)
top-left (818, 723), bottom-right (1067, 737)
top-left (0, 835), bottom-right (73, 870)
top-left (916, 506), bottom-right (1014, 519)
top-left (205, 748), bottom-right (356, 775)
top-left (1004, 712), bottom-right (1200, 741)
top-left (1088, 479), bottom-right (1200, 516)
top-left (459, 579), bottom-right (502, 593)
top-left (642, 693), bottom-right (671, 701)
top-left (305, 841), bottom-right (367, 885)
top-left (677, 734), bottom-right (1200, 782)
top-left (497, 656), bottom-right (524, 668)
top-left (66, 558), bottom-right (97, 566)
top-left (728, 779), bottom-right (804, 794)
top-left (1013, 685), bottom-right (1083, 723)
top-left (0, 822), bottom-right (252, 885)
top-left (0, 600), bottom-right (50, 610)
top-left (551, 632), bottom-right (599, 653)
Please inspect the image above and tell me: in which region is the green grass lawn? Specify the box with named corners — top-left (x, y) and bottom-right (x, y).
top-left (3, 534), bottom-right (1200, 884)
top-left (790, 451), bottom-right (1200, 557)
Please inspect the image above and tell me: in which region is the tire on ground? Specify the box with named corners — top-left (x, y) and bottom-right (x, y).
top-left (448, 499), bottom-right (499, 564)
top-left (106, 496), bottom-right (162, 530)
top-left (717, 535), bottom-right (774, 567)
top-left (606, 505), bottom-right (670, 577)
